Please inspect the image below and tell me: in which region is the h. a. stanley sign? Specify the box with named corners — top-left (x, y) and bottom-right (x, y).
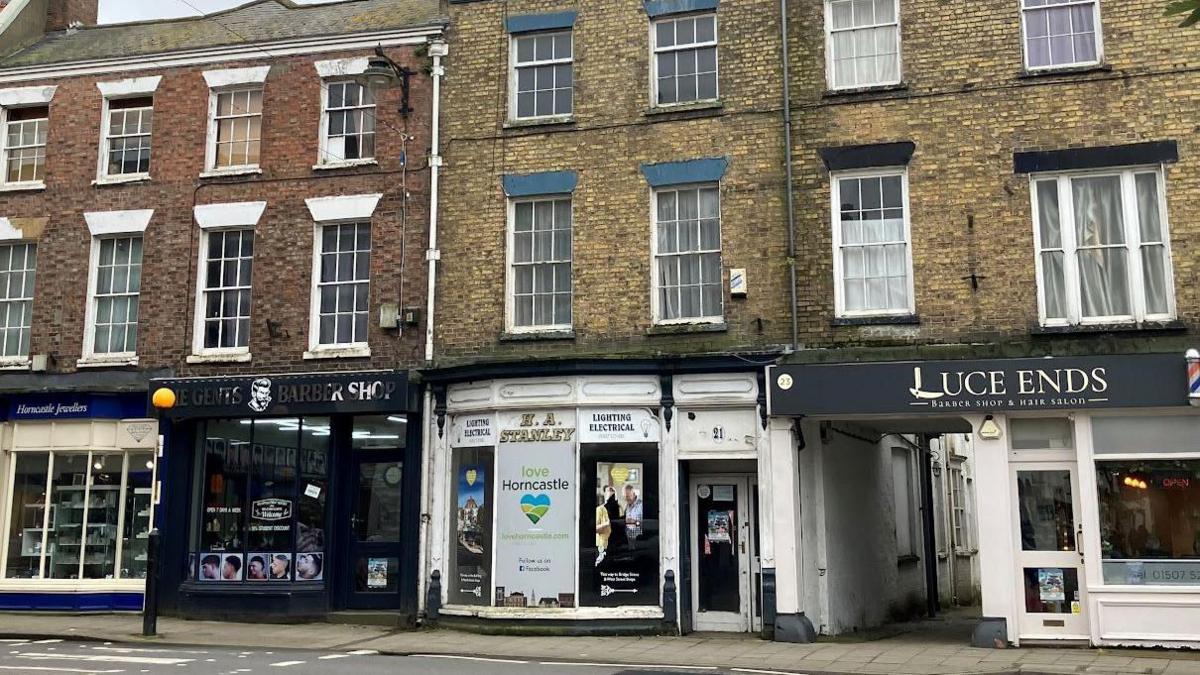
top-left (768, 354), bottom-right (1188, 416)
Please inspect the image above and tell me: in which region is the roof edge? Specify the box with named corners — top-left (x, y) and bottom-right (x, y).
top-left (0, 20), bottom-right (448, 81)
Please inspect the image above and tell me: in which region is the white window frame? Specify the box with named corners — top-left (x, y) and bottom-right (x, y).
top-left (80, 210), bottom-right (152, 367)
top-left (0, 86), bottom-right (55, 192)
top-left (189, 201), bottom-right (266, 363)
top-left (509, 30), bottom-right (574, 122)
top-left (316, 81), bottom-right (376, 169)
top-left (94, 77), bottom-right (159, 185)
top-left (649, 12), bottom-right (720, 108)
top-left (1019, 0), bottom-right (1103, 72)
top-left (304, 194), bottom-right (381, 359)
top-left (96, 96), bottom-right (153, 183)
top-left (0, 235), bottom-right (37, 367)
top-left (824, 0), bottom-right (902, 91)
top-left (649, 183), bottom-right (724, 325)
top-left (830, 167), bottom-right (915, 318)
top-left (201, 67), bottom-right (270, 178)
top-left (505, 196), bottom-right (573, 333)
top-left (1029, 165), bottom-right (1175, 327)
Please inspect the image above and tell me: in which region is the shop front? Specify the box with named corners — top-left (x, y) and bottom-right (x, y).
top-left (768, 351), bottom-right (1200, 648)
top-left (0, 392), bottom-right (157, 611)
top-left (423, 362), bottom-right (778, 636)
top-left (150, 371), bottom-right (421, 622)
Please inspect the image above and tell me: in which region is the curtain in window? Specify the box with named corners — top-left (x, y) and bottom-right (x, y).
top-left (1135, 173), bottom-right (1170, 316)
top-left (657, 193), bottom-right (679, 320)
top-left (1036, 180), bottom-right (1068, 320)
top-left (1073, 176), bottom-right (1130, 318)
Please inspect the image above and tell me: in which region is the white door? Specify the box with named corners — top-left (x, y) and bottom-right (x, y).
top-left (690, 475), bottom-right (757, 632)
top-left (1012, 462), bottom-right (1090, 639)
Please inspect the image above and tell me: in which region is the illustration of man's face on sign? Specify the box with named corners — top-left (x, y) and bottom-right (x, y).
top-left (248, 378), bottom-right (272, 413)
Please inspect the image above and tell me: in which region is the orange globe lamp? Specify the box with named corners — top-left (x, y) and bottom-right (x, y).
top-left (151, 387), bottom-right (176, 411)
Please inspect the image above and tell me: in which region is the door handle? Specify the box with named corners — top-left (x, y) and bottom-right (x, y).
top-left (1076, 524), bottom-right (1084, 563)
top-left (740, 540), bottom-right (745, 555)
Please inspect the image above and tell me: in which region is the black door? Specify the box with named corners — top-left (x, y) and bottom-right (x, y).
top-left (340, 416), bottom-right (408, 610)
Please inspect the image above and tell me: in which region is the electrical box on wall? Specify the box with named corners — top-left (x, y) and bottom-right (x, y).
top-left (379, 303), bottom-right (400, 329)
top-left (729, 268), bottom-right (747, 297)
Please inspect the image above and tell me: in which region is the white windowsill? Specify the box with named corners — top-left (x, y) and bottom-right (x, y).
top-left (0, 181), bottom-right (45, 192)
top-left (77, 354), bottom-right (139, 368)
top-left (0, 359), bottom-right (30, 371)
top-left (200, 166), bottom-right (262, 179)
top-left (187, 351), bottom-right (252, 364)
top-left (93, 173), bottom-right (150, 186)
top-left (303, 344), bottom-right (371, 360)
top-left (312, 158), bottom-right (377, 171)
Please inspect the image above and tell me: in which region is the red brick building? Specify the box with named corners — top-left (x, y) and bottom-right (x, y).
top-left (0, 0), bottom-right (445, 620)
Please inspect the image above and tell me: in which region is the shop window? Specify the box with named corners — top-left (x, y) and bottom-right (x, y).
top-left (1097, 459), bottom-right (1200, 585)
top-left (579, 446), bottom-right (659, 607)
top-left (448, 447), bottom-right (494, 606)
top-left (192, 417), bottom-right (329, 583)
top-left (1, 450), bottom-right (157, 580)
top-left (4, 453), bottom-right (49, 579)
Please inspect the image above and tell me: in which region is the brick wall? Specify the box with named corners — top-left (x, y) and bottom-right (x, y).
top-left (784, 0), bottom-right (1200, 360)
top-left (46, 0), bottom-right (95, 30)
top-left (0, 46), bottom-right (433, 378)
top-left (435, 0), bottom-right (794, 366)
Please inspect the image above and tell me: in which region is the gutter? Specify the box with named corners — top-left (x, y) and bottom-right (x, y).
top-left (417, 37), bottom-right (447, 619)
top-left (780, 0), bottom-right (799, 352)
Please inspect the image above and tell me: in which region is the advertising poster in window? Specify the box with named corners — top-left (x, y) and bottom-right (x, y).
top-left (494, 411), bottom-right (577, 608)
top-left (448, 446), bottom-right (493, 605)
top-left (579, 445), bottom-right (659, 607)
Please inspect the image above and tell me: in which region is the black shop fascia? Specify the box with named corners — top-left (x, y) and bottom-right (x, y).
top-left (149, 371), bottom-right (423, 622)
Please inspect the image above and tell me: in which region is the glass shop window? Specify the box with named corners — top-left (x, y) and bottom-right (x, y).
top-left (193, 417), bottom-right (329, 583)
top-left (578, 446), bottom-right (660, 607)
top-left (1, 450), bottom-right (158, 581)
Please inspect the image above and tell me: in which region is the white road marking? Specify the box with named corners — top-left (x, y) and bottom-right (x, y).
top-left (317, 654), bottom-right (350, 659)
top-left (417, 654), bottom-right (529, 664)
top-left (347, 649), bottom-right (378, 655)
top-left (92, 647), bottom-right (209, 655)
top-left (732, 669), bottom-right (809, 675)
top-left (539, 662), bottom-right (718, 671)
top-left (268, 660), bottom-right (306, 667)
top-left (0, 662), bottom-right (122, 667)
top-left (0, 639), bottom-right (26, 643)
top-left (33, 639), bottom-right (63, 644)
top-left (17, 652), bottom-right (193, 665)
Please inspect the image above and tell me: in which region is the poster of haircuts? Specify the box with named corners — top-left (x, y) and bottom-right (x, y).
top-left (449, 447), bottom-right (493, 605)
top-left (296, 552), bottom-right (323, 581)
top-left (494, 431), bottom-right (577, 608)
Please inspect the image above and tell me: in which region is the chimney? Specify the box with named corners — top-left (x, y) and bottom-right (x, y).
top-left (46, 0), bottom-right (97, 32)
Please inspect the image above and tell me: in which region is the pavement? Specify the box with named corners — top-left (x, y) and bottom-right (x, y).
top-left (0, 611), bottom-right (1199, 675)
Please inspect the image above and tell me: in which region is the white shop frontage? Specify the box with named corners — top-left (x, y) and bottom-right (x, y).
top-left (768, 352), bottom-right (1200, 648)
top-left (420, 365), bottom-right (804, 637)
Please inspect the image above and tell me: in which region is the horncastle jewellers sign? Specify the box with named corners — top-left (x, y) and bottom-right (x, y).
top-left (767, 353), bottom-right (1190, 416)
top-left (150, 371), bottom-right (409, 418)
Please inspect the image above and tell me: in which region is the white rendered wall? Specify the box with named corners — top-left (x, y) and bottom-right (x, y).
top-left (966, 413), bottom-right (1018, 643)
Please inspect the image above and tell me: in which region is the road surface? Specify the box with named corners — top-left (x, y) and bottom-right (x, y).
top-left (0, 638), bottom-right (777, 675)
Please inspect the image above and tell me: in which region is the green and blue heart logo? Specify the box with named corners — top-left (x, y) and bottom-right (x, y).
top-left (520, 493), bottom-right (551, 524)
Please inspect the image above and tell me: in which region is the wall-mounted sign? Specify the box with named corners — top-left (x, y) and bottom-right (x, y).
top-left (8, 393), bottom-right (144, 421)
top-left (117, 418), bottom-right (159, 449)
top-left (451, 414), bottom-right (495, 448)
top-left (151, 371), bottom-right (408, 418)
top-left (498, 410), bottom-right (575, 443)
top-left (768, 354), bottom-right (1190, 416)
top-left (579, 408), bottom-right (661, 444)
top-left (251, 498), bottom-right (292, 521)
top-left (678, 408), bottom-right (757, 455)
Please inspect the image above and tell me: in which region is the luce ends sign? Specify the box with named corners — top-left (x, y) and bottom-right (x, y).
top-left (151, 371), bottom-right (409, 418)
top-left (768, 353), bottom-right (1188, 416)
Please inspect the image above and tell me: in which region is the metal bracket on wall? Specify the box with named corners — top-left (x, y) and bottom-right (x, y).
top-left (433, 384), bottom-right (447, 438)
top-left (659, 373), bottom-right (675, 431)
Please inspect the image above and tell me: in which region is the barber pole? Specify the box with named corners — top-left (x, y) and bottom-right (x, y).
top-left (1188, 350), bottom-right (1200, 406)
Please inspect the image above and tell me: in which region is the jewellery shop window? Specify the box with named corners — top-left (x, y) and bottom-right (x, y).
top-left (190, 418), bottom-right (328, 584)
top-left (3, 450), bottom-right (157, 581)
top-left (1094, 415), bottom-right (1200, 587)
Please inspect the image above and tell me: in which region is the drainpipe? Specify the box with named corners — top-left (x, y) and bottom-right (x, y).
top-left (780, 0), bottom-right (799, 352)
top-left (417, 385), bottom-right (434, 618)
top-left (424, 39), bottom-right (447, 363)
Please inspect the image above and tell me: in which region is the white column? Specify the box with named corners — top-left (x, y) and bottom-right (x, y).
top-left (767, 417), bottom-right (802, 615)
top-left (967, 413), bottom-right (1017, 643)
top-left (425, 403), bottom-right (452, 606)
top-left (660, 404), bottom-right (680, 624)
